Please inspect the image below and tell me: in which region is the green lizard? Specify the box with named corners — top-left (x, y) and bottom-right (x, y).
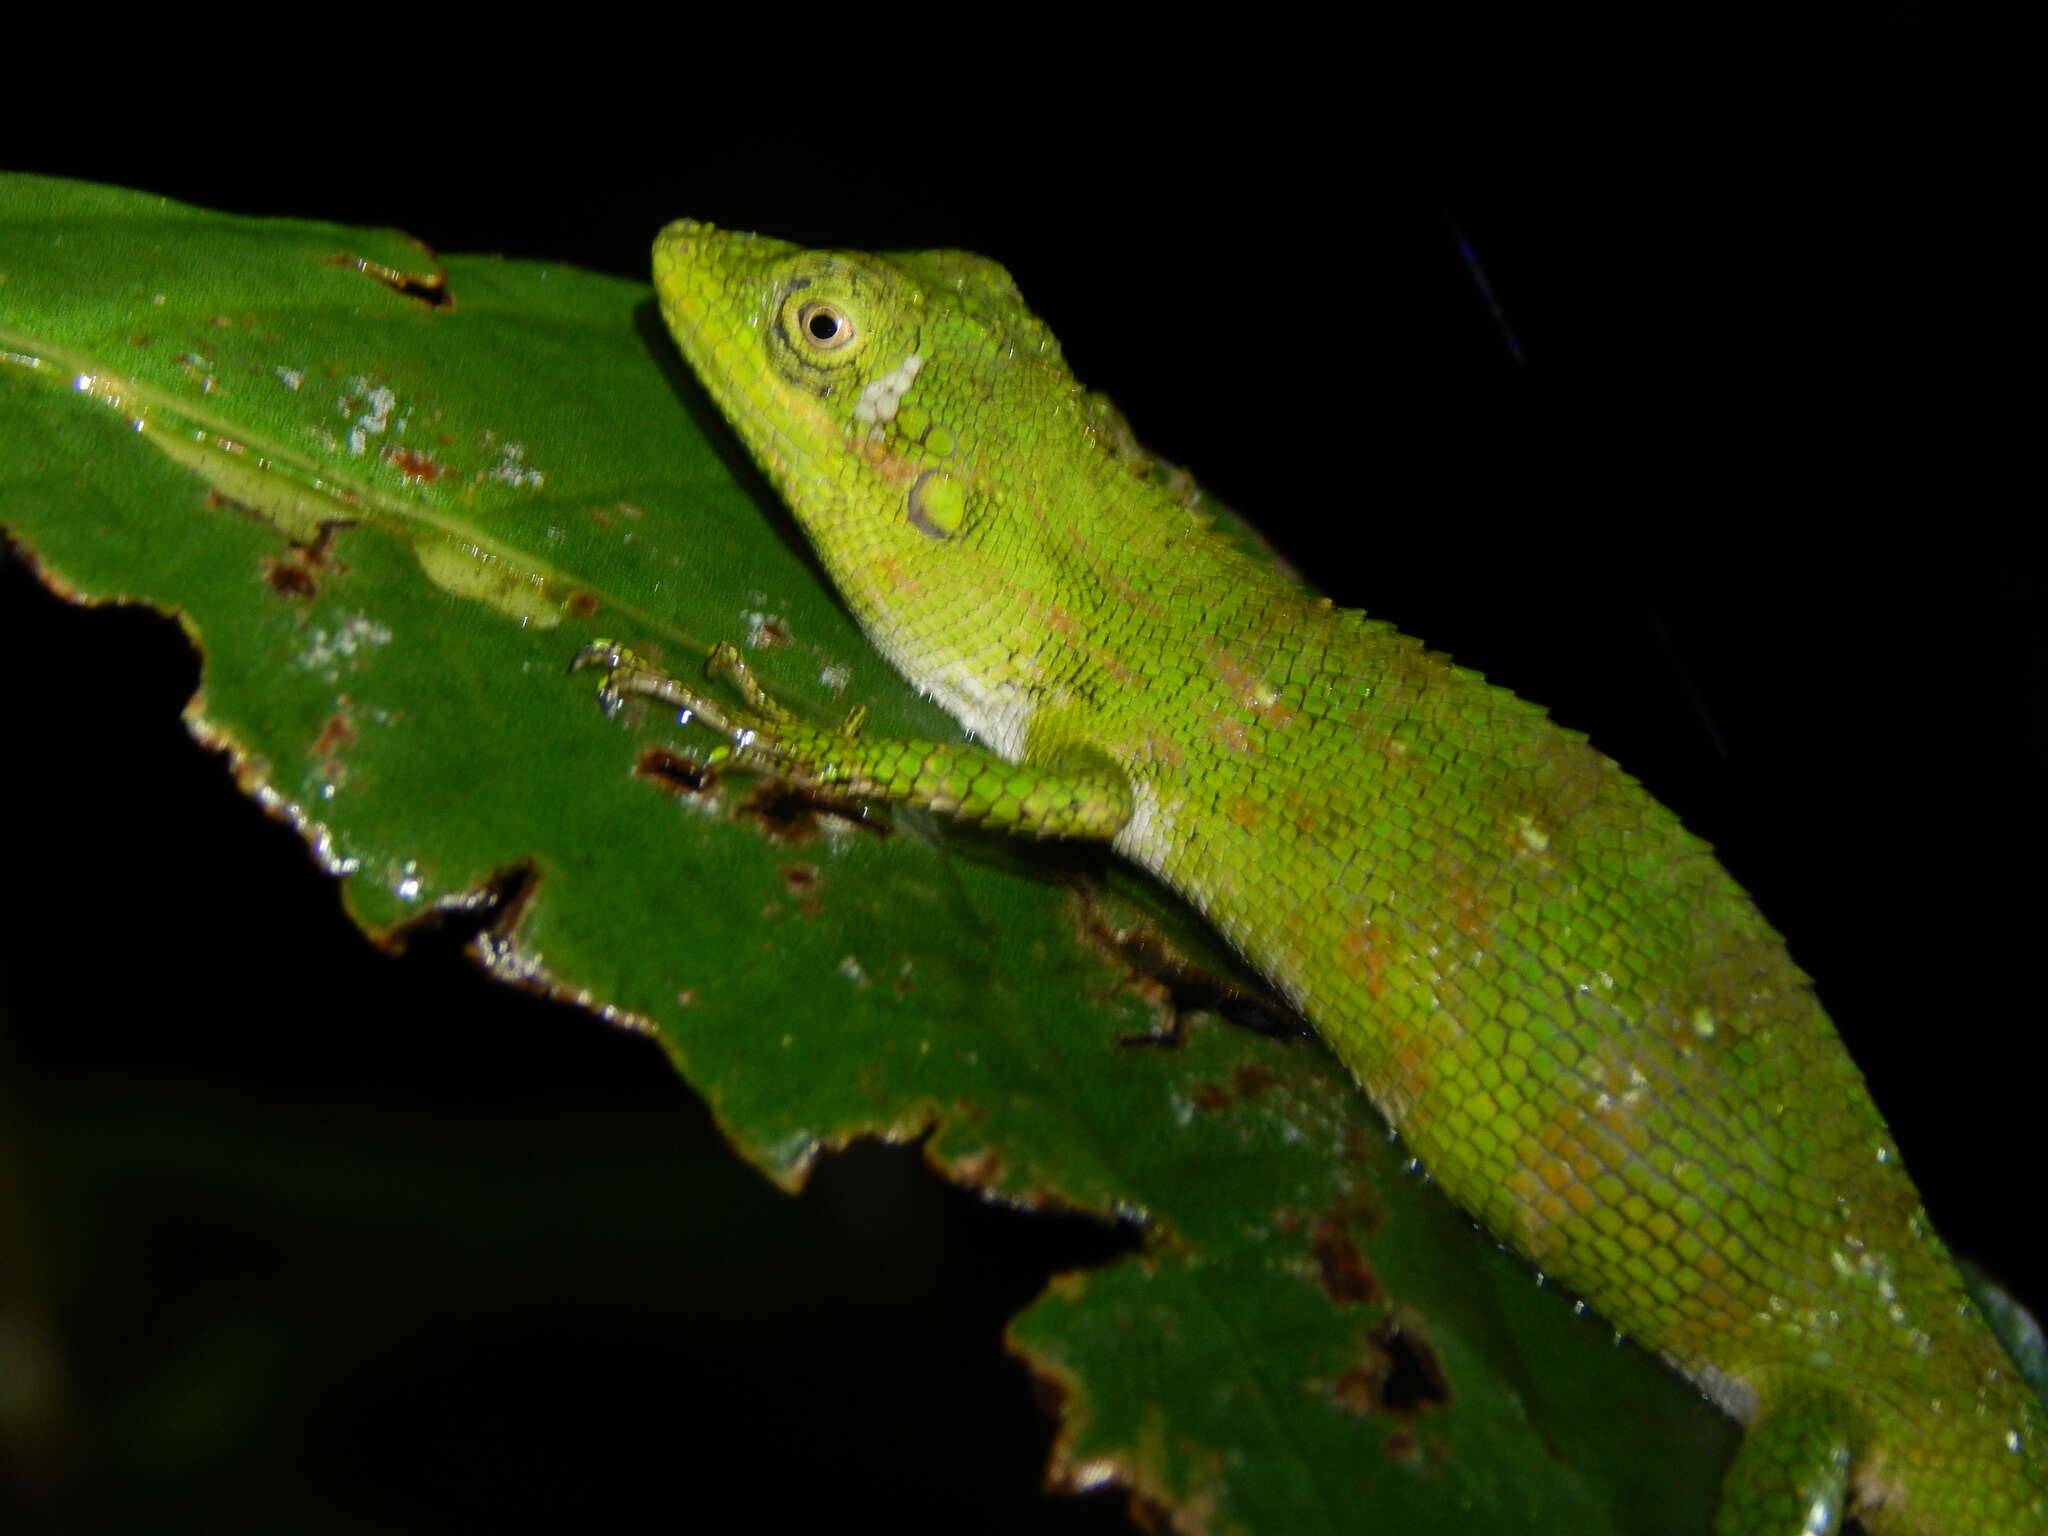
top-left (578, 220), bottom-right (2045, 1534)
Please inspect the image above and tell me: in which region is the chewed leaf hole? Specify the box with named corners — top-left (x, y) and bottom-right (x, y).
top-left (634, 745), bottom-right (715, 796)
top-left (324, 246), bottom-right (454, 310)
top-left (736, 779), bottom-right (883, 846)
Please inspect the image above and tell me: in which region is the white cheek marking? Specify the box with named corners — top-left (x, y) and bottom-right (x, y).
top-left (853, 352), bottom-right (924, 425)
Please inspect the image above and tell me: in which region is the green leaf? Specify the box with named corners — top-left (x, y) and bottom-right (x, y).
top-left (0, 173), bottom-right (1733, 1533)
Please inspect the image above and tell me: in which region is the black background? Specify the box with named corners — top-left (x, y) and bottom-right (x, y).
top-left (4, 12), bottom-right (2040, 1532)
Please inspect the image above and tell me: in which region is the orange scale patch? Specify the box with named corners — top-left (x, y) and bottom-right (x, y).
top-left (1339, 923), bottom-right (1392, 995)
top-left (1210, 714), bottom-right (1253, 754)
top-left (1040, 603), bottom-right (1083, 638)
top-left (1146, 730), bottom-right (1187, 768)
top-left (1446, 883), bottom-right (1493, 946)
top-left (875, 556), bottom-right (922, 597)
top-left (856, 438), bottom-right (922, 484)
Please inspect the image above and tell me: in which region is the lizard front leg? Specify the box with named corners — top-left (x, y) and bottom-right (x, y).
top-left (572, 640), bottom-right (1134, 841)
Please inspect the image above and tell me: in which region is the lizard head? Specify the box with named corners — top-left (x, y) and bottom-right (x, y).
top-left (654, 220), bottom-right (1209, 749)
top-left (651, 216), bottom-right (1089, 535)
top-left (653, 221), bottom-right (1148, 719)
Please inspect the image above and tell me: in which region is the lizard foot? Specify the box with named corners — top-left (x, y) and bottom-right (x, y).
top-left (570, 638), bottom-right (735, 732)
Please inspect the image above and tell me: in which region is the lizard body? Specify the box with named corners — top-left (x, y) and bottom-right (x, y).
top-left (599, 220), bottom-right (2043, 1534)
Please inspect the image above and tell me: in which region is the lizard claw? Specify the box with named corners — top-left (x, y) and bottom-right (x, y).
top-left (569, 638), bottom-right (641, 717)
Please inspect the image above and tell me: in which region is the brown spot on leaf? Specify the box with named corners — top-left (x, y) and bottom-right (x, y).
top-left (312, 713), bottom-right (357, 758)
top-left (257, 520), bottom-right (353, 601)
top-left (565, 589), bottom-right (599, 619)
top-left (1187, 1081), bottom-right (1230, 1111)
top-left (1186, 1061), bottom-right (1285, 1112)
top-left (1330, 1365), bottom-right (1380, 1418)
top-left (385, 447), bottom-right (444, 483)
top-left (586, 502), bottom-right (645, 530)
top-left (304, 521), bottom-right (349, 563)
top-left (261, 557), bottom-right (318, 599)
top-left (1377, 1427), bottom-right (1418, 1457)
top-left (778, 863), bottom-right (823, 915)
top-left (1309, 1212), bottom-right (1382, 1306)
top-left (1231, 1062), bottom-right (1281, 1099)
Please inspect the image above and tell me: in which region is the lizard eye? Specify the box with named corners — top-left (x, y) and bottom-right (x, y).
top-left (796, 302), bottom-right (855, 350)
